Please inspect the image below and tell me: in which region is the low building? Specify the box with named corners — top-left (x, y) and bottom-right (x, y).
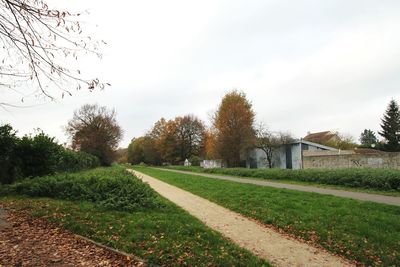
top-left (247, 140), bottom-right (337, 169)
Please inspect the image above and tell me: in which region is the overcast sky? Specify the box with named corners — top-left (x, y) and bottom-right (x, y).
top-left (2, 0), bottom-right (400, 147)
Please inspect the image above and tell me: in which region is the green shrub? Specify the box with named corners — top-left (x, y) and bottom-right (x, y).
top-left (0, 124), bottom-right (101, 184)
top-left (6, 167), bottom-right (163, 211)
top-left (189, 156), bottom-right (201, 166)
top-left (16, 132), bottom-right (64, 178)
top-left (58, 150), bottom-right (100, 172)
top-left (166, 166), bottom-right (400, 191)
top-left (0, 124), bottom-right (20, 184)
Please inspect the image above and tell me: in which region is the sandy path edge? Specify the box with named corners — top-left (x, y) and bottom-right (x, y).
top-left (128, 169), bottom-right (354, 267)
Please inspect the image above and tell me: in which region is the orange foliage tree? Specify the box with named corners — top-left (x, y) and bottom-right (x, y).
top-left (213, 90), bottom-right (256, 167)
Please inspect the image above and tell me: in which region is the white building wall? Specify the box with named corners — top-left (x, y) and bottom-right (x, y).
top-left (250, 142), bottom-right (334, 170)
top-left (290, 144), bottom-right (302, 169)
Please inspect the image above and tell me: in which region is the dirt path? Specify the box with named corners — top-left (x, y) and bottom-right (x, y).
top-left (0, 207), bottom-right (145, 267)
top-left (129, 169), bottom-right (353, 267)
top-left (158, 168), bottom-right (400, 206)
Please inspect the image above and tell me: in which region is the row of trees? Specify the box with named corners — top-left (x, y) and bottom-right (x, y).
top-left (128, 115), bottom-right (206, 165)
top-left (127, 90), bottom-right (293, 167)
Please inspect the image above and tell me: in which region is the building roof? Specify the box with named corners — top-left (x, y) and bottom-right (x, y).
top-left (291, 139), bottom-right (337, 151)
top-left (303, 131), bottom-right (338, 144)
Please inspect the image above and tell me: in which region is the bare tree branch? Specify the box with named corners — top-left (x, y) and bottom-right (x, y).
top-left (0, 0), bottom-right (108, 106)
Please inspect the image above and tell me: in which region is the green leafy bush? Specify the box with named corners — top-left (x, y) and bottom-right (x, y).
top-left (6, 167), bottom-right (163, 211)
top-left (58, 150), bottom-right (100, 172)
top-left (16, 132), bottom-right (63, 178)
top-left (0, 124), bottom-right (20, 184)
top-left (189, 156), bottom-right (201, 166)
top-left (0, 124), bottom-right (100, 184)
top-left (166, 166), bottom-right (400, 191)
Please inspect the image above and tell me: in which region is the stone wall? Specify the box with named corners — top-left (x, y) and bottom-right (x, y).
top-left (303, 150), bottom-right (400, 169)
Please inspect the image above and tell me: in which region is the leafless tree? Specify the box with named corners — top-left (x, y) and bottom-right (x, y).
top-left (255, 123), bottom-right (294, 168)
top-left (0, 0), bottom-right (107, 107)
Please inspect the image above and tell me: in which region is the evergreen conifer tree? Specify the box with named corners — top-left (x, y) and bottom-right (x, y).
top-left (378, 100), bottom-right (400, 151)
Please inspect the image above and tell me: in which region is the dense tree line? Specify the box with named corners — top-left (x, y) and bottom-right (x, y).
top-left (0, 124), bottom-right (99, 184)
top-left (127, 115), bottom-right (206, 165)
top-left (127, 90), bottom-right (259, 167)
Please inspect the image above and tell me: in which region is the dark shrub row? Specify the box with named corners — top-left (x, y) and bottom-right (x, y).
top-left (0, 124), bottom-right (99, 184)
top-left (166, 166), bottom-right (400, 191)
top-left (3, 167), bottom-right (163, 211)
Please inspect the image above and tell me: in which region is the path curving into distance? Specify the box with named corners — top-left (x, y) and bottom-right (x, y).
top-left (157, 168), bottom-right (400, 206)
top-left (128, 169), bottom-right (353, 267)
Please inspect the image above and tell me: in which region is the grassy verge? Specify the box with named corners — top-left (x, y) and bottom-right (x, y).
top-left (133, 166), bottom-right (400, 266)
top-left (164, 166), bottom-right (400, 197)
top-left (0, 167), bottom-right (269, 266)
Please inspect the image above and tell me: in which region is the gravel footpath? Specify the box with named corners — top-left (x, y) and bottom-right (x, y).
top-left (0, 207), bottom-right (145, 267)
top-left (130, 169), bottom-right (353, 267)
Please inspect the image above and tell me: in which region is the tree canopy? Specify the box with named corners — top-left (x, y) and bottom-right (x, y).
top-left (359, 129), bottom-right (378, 148)
top-left (127, 115), bottom-right (206, 165)
top-left (213, 90), bottom-right (255, 167)
top-left (66, 104), bottom-right (123, 165)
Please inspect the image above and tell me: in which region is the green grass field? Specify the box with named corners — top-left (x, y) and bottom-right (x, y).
top-left (0, 167), bottom-right (269, 266)
top-left (134, 166), bottom-right (400, 266)
top-left (164, 165), bottom-right (400, 196)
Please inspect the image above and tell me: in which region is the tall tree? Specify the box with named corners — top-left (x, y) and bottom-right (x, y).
top-left (127, 136), bottom-right (161, 165)
top-left (174, 115), bottom-right (206, 161)
top-left (379, 99), bottom-right (400, 151)
top-left (359, 129), bottom-right (378, 148)
top-left (213, 90), bottom-right (256, 167)
top-left (148, 118), bottom-right (178, 164)
top-left (66, 104), bottom-right (123, 165)
top-left (0, 0), bottom-right (106, 107)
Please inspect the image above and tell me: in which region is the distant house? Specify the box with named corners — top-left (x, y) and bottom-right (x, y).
top-left (303, 131), bottom-right (339, 145)
top-left (247, 140), bottom-right (337, 170)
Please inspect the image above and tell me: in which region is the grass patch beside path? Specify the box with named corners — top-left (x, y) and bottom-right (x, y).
top-left (164, 166), bottom-right (400, 197)
top-left (0, 197), bottom-right (268, 267)
top-left (133, 166), bottom-right (400, 267)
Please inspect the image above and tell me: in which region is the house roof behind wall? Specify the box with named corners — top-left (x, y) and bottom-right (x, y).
top-left (303, 131), bottom-right (338, 144)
